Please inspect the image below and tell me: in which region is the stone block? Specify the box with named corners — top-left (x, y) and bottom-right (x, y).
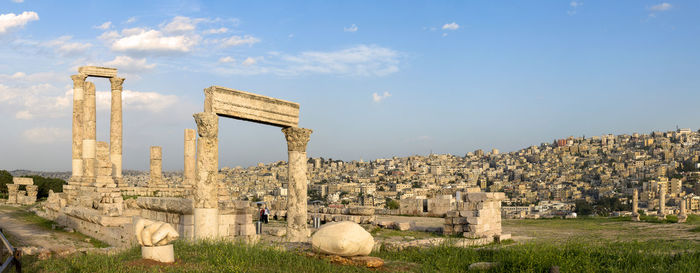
top-left (13, 177), bottom-right (33, 185)
top-left (394, 222), bottom-right (411, 231)
top-left (204, 85), bottom-right (299, 127)
top-left (78, 66), bottom-right (117, 78)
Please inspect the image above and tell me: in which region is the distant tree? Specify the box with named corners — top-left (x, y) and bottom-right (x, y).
top-left (574, 199), bottom-right (593, 215)
top-left (0, 170), bottom-right (12, 194)
top-left (385, 198), bottom-right (399, 210)
top-left (412, 182), bottom-right (422, 188)
top-left (341, 200), bottom-right (350, 205)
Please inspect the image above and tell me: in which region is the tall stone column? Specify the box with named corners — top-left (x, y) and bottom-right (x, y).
top-left (678, 199), bottom-right (688, 223)
top-left (631, 189), bottom-right (640, 221)
top-left (658, 185), bottom-right (666, 218)
top-left (109, 77), bottom-right (125, 180)
top-left (184, 129), bottom-right (196, 187)
top-left (70, 74), bottom-right (87, 178)
top-left (282, 127), bottom-right (312, 242)
top-left (82, 81), bottom-right (97, 184)
top-left (193, 112), bottom-right (219, 239)
top-left (150, 146), bottom-right (163, 187)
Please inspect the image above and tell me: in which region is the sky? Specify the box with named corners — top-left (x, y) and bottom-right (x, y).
top-left (1, 1), bottom-right (699, 171)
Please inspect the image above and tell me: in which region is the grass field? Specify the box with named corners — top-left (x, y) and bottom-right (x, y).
top-left (19, 216), bottom-right (700, 273)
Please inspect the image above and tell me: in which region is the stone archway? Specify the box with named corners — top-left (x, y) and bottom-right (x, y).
top-left (192, 86), bottom-right (312, 242)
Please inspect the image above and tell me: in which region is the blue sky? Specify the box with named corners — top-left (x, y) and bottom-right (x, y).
top-left (1, 1), bottom-right (699, 171)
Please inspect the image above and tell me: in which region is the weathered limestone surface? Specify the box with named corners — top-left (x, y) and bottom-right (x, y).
top-left (193, 113), bottom-right (219, 209)
top-left (110, 77), bottom-right (124, 179)
top-left (311, 221), bottom-right (374, 256)
top-left (134, 218), bottom-right (179, 247)
top-left (7, 184), bottom-right (19, 204)
top-left (193, 112), bottom-right (219, 239)
top-left (678, 199), bottom-right (688, 223)
top-left (444, 192), bottom-right (505, 239)
top-left (283, 127), bottom-right (312, 242)
top-left (204, 86), bottom-right (299, 127)
top-left (136, 197), bottom-right (193, 214)
top-left (150, 146), bottom-right (163, 186)
top-left (658, 186), bottom-right (666, 217)
top-left (96, 142), bottom-right (123, 216)
top-left (13, 177), bottom-right (33, 185)
top-left (183, 129), bottom-right (196, 186)
top-left (78, 66), bottom-right (117, 78)
top-left (71, 74), bottom-right (87, 177)
top-left (24, 185), bottom-right (38, 205)
top-left (632, 189), bottom-right (640, 221)
top-left (82, 81), bottom-right (97, 182)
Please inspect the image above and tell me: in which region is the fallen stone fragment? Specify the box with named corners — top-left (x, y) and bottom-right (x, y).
top-left (468, 261), bottom-right (498, 271)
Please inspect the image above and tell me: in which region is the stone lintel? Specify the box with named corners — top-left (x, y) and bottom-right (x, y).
top-left (78, 66), bottom-right (117, 78)
top-left (204, 85), bottom-right (299, 127)
top-left (13, 177), bottom-right (34, 185)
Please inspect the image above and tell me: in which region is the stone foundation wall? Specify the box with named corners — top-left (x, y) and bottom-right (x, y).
top-left (443, 192), bottom-right (505, 238)
top-left (120, 187), bottom-right (191, 198)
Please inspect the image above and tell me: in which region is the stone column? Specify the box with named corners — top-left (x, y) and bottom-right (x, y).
top-left (6, 184), bottom-right (19, 204)
top-left (658, 185), bottom-right (666, 218)
top-left (193, 112), bottom-right (219, 239)
top-left (71, 74), bottom-right (87, 178)
top-left (631, 189), bottom-right (640, 221)
top-left (109, 77), bottom-right (125, 180)
top-left (184, 129), bottom-right (196, 187)
top-left (150, 146), bottom-right (163, 187)
top-left (678, 199), bottom-right (688, 223)
top-left (82, 81), bottom-right (97, 184)
top-left (282, 127), bottom-right (312, 242)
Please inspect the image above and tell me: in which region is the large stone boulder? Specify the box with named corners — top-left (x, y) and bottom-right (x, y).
top-left (311, 221), bottom-right (374, 256)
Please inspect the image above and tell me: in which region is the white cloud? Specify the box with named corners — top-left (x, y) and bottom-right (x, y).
top-left (280, 45), bottom-right (399, 76)
top-left (220, 35), bottom-right (260, 47)
top-left (216, 45), bottom-right (400, 77)
top-left (162, 16), bottom-right (203, 33)
top-left (219, 56), bottom-right (235, 63)
top-left (94, 21), bottom-right (112, 30)
top-left (203, 27), bottom-right (228, 34)
top-left (104, 27), bottom-right (199, 54)
top-left (344, 24), bottom-right (358, 32)
top-left (12, 0), bottom-right (25, 3)
top-left (568, 1), bottom-right (583, 15)
top-left (372, 91), bottom-right (391, 103)
top-left (126, 17), bottom-right (137, 24)
top-left (104, 55), bottom-right (156, 71)
top-left (442, 22), bottom-right (459, 30)
top-left (121, 90), bottom-right (178, 112)
top-left (0, 11), bottom-right (39, 34)
top-left (241, 57), bottom-right (257, 66)
top-left (650, 3), bottom-right (672, 11)
top-left (43, 36), bottom-right (92, 55)
top-left (22, 127), bottom-right (70, 144)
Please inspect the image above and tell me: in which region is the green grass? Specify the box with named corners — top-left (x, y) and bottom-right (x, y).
top-left (370, 227), bottom-right (443, 239)
top-left (21, 238), bottom-right (700, 273)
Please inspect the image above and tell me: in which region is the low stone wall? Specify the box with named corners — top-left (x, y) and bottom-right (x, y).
top-left (39, 205), bottom-right (134, 247)
top-left (120, 186), bottom-right (191, 198)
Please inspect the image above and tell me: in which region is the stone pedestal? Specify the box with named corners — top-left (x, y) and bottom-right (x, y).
top-left (194, 208), bottom-right (219, 239)
top-left (631, 189), bottom-right (640, 221)
top-left (193, 112), bottom-right (219, 239)
top-left (150, 146), bottom-right (163, 186)
top-left (282, 127), bottom-right (312, 242)
top-left (183, 129), bottom-right (196, 187)
top-left (142, 244), bottom-right (174, 263)
top-left (6, 184), bottom-right (18, 204)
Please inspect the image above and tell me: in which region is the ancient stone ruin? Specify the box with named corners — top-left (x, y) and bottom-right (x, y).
top-left (443, 189), bottom-right (508, 241)
top-left (38, 66), bottom-right (315, 246)
top-left (6, 177), bottom-right (37, 205)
